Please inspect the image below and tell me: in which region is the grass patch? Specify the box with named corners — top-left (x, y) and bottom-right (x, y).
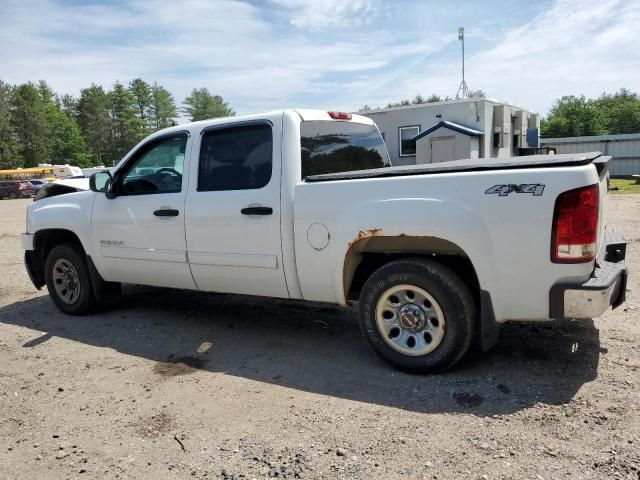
top-left (609, 178), bottom-right (640, 194)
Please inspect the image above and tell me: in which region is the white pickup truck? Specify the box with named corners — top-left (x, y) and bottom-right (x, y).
top-left (21, 109), bottom-right (628, 372)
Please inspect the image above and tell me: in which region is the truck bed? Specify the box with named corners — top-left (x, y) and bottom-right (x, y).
top-left (305, 152), bottom-right (607, 182)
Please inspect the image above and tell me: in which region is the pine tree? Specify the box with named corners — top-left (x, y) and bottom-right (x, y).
top-left (182, 88), bottom-right (234, 121)
top-left (150, 83), bottom-right (177, 130)
top-left (58, 94), bottom-right (80, 120)
top-left (128, 78), bottom-right (153, 131)
top-left (0, 80), bottom-right (21, 168)
top-left (78, 84), bottom-right (111, 165)
top-left (37, 80), bottom-right (55, 103)
top-left (11, 82), bottom-right (52, 167)
top-left (109, 82), bottom-right (145, 162)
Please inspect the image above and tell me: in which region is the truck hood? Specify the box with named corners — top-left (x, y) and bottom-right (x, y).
top-left (33, 177), bottom-right (90, 202)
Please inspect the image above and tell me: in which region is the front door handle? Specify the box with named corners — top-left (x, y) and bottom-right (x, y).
top-left (241, 206), bottom-right (273, 216)
top-left (153, 208), bottom-right (179, 217)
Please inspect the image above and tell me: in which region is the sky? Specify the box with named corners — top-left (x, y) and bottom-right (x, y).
top-left (1, 0), bottom-right (639, 117)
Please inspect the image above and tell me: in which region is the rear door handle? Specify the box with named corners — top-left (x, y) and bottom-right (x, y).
top-left (241, 206), bottom-right (273, 216)
top-left (153, 208), bottom-right (179, 217)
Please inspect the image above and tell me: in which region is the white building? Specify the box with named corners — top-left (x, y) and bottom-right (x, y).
top-left (361, 97), bottom-right (541, 166)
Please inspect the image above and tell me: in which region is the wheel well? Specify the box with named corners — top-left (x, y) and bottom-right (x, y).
top-left (34, 229), bottom-right (84, 276)
top-left (344, 235), bottom-right (500, 352)
top-left (35, 229), bottom-right (85, 262)
top-left (26, 229), bottom-right (85, 288)
top-left (344, 236), bottom-right (480, 304)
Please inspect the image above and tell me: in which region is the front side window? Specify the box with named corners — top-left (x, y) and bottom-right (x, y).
top-left (198, 123), bottom-right (273, 191)
top-left (119, 134), bottom-right (187, 195)
top-left (399, 125), bottom-right (420, 156)
top-left (301, 121), bottom-right (390, 178)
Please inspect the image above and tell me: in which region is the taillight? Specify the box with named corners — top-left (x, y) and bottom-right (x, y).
top-left (551, 184), bottom-right (599, 263)
top-left (327, 111), bottom-right (352, 120)
top-left (18, 183), bottom-right (27, 190)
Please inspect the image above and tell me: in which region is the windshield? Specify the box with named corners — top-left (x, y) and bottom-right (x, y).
top-left (300, 121), bottom-right (391, 179)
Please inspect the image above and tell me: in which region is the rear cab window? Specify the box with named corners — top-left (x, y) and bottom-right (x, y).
top-left (300, 121), bottom-right (390, 179)
top-left (198, 123), bottom-right (272, 191)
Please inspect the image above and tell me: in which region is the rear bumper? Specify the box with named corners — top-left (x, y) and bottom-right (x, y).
top-left (550, 231), bottom-right (627, 320)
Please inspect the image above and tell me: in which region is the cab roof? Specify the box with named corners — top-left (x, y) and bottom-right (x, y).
top-left (154, 109), bottom-right (376, 137)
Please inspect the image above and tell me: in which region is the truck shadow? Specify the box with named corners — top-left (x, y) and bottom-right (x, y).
top-left (0, 286), bottom-right (601, 416)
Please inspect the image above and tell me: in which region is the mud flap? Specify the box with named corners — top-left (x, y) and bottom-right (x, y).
top-left (480, 290), bottom-right (500, 351)
top-left (86, 255), bottom-right (121, 303)
top-left (24, 251), bottom-right (45, 289)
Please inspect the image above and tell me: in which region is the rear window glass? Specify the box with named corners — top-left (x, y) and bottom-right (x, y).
top-left (300, 121), bottom-right (390, 179)
top-left (198, 123), bottom-right (272, 191)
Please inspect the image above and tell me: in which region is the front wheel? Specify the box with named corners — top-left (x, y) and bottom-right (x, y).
top-left (358, 258), bottom-right (475, 373)
top-left (44, 243), bottom-right (97, 315)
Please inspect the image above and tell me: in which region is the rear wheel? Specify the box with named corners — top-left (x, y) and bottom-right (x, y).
top-left (8, 192), bottom-right (17, 199)
top-left (358, 258), bottom-right (475, 373)
top-left (45, 243), bottom-right (97, 315)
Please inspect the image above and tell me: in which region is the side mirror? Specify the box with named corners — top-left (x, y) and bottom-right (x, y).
top-left (89, 171), bottom-right (113, 195)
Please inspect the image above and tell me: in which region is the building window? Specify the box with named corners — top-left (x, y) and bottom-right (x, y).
top-left (399, 126), bottom-right (420, 157)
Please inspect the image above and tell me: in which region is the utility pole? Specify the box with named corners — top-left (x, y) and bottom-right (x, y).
top-left (456, 27), bottom-right (471, 99)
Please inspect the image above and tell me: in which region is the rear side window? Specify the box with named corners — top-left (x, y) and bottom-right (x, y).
top-left (300, 121), bottom-right (390, 179)
top-left (198, 123), bottom-right (272, 191)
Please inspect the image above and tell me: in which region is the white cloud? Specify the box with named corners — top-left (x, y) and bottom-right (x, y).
top-left (0, 0), bottom-right (637, 116)
top-left (371, 0), bottom-right (640, 114)
top-left (0, 0), bottom-right (446, 114)
top-left (269, 0), bottom-right (380, 29)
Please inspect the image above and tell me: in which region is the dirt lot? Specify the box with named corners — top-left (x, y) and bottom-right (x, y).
top-left (0, 196), bottom-right (638, 480)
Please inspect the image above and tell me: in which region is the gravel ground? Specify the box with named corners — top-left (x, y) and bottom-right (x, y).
top-left (0, 195), bottom-right (638, 480)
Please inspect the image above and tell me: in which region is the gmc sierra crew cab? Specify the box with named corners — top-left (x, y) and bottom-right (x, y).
top-left (21, 109), bottom-right (628, 372)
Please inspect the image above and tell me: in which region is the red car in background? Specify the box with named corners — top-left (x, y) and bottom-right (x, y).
top-left (0, 181), bottom-right (36, 199)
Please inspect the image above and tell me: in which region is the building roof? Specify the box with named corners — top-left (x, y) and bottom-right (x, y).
top-left (360, 96), bottom-right (532, 115)
top-left (411, 121), bottom-right (484, 141)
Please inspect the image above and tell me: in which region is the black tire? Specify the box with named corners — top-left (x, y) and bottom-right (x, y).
top-left (358, 257), bottom-right (475, 373)
top-left (44, 243), bottom-right (97, 315)
top-left (8, 192), bottom-right (17, 199)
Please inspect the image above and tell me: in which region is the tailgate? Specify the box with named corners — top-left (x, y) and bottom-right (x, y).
top-left (594, 156), bottom-right (612, 259)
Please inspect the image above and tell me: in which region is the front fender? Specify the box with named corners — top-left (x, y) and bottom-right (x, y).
top-left (27, 191), bottom-right (96, 257)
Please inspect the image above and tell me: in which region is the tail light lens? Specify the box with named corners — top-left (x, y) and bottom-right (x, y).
top-left (551, 184), bottom-right (599, 263)
top-left (327, 111), bottom-right (352, 120)
top-left (18, 183), bottom-right (28, 190)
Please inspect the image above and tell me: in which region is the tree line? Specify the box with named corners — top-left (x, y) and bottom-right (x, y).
top-left (0, 79), bottom-right (234, 169)
top-left (541, 88), bottom-right (640, 137)
top-left (359, 90), bottom-right (486, 111)
top-left (2, 79), bottom-right (638, 170)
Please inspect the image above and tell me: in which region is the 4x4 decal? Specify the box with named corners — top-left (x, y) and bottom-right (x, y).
top-left (485, 184), bottom-right (545, 197)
